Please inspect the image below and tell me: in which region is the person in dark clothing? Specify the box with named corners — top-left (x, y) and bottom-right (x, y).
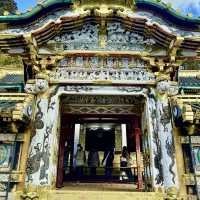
top-left (87, 149), bottom-right (100, 178)
top-left (75, 144), bottom-right (86, 180)
top-left (63, 141), bottom-right (71, 177)
top-left (120, 146), bottom-right (133, 182)
top-left (102, 149), bottom-right (114, 179)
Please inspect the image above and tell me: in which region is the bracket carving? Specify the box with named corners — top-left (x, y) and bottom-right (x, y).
top-left (156, 80), bottom-right (178, 96)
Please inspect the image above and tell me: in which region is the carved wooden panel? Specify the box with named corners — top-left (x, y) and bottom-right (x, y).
top-left (61, 95), bottom-right (144, 115)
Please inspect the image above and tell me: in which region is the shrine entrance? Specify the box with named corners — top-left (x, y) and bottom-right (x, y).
top-left (56, 93), bottom-right (148, 191)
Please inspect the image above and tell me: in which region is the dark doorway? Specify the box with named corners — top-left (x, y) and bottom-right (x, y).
top-left (57, 115), bottom-right (144, 189)
top-left (85, 128), bottom-right (115, 151)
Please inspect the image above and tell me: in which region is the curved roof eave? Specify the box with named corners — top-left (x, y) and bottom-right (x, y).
top-left (135, 0), bottom-right (200, 29)
top-left (0, 0), bottom-right (200, 29)
top-left (0, 0), bottom-right (72, 24)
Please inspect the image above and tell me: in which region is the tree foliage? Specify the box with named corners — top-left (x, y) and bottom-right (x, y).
top-left (0, 0), bottom-right (17, 15)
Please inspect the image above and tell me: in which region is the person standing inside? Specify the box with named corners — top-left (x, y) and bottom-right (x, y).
top-left (63, 140), bottom-right (71, 176)
top-left (87, 148), bottom-right (100, 179)
top-left (120, 146), bottom-right (133, 182)
top-left (75, 144), bottom-right (86, 180)
top-left (102, 149), bottom-right (114, 179)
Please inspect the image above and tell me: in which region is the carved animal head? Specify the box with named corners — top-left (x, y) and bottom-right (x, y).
top-left (35, 79), bottom-right (49, 93)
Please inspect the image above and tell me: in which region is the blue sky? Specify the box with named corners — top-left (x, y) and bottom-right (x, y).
top-left (15, 0), bottom-right (37, 12)
top-left (15, 0), bottom-right (200, 17)
top-left (162, 0), bottom-right (200, 17)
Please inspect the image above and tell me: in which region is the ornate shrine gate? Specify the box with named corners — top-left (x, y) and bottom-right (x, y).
top-left (24, 31), bottom-right (180, 198)
top-left (3, 0), bottom-right (200, 199)
top-left (25, 81), bottom-right (179, 197)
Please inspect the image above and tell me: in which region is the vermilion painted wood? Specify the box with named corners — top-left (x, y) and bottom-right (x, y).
top-left (134, 117), bottom-right (143, 190)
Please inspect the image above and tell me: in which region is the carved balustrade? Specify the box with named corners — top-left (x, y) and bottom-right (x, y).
top-left (49, 67), bottom-right (155, 81)
top-left (48, 56), bottom-right (155, 82)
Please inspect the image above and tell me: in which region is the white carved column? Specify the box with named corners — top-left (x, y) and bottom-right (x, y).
top-left (46, 88), bottom-right (61, 187)
top-left (25, 78), bottom-right (50, 186)
top-left (156, 81), bottom-right (179, 195)
top-left (146, 90), bottom-right (164, 190)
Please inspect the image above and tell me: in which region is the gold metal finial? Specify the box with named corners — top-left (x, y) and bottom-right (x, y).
top-left (16, 10), bottom-right (21, 15)
top-left (27, 7), bottom-right (33, 12)
top-left (187, 13), bottom-right (193, 17)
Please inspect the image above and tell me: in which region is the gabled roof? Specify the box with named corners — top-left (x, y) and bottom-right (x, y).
top-left (0, 0), bottom-right (200, 53)
top-left (0, 0), bottom-right (199, 29)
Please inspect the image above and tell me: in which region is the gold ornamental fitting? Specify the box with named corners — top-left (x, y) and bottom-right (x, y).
top-left (35, 73), bottom-right (49, 80)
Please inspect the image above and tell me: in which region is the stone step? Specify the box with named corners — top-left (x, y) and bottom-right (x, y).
top-left (48, 190), bottom-right (164, 200)
top-left (13, 183), bottom-right (165, 200)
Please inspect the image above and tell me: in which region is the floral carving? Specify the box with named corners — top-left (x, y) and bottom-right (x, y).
top-left (156, 81), bottom-right (178, 96)
top-left (107, 22), bottom-right (156, 51)
top-left (54, 24), bottom-right (99, 50)
top-left (53, 22), bottom-right (156, 51)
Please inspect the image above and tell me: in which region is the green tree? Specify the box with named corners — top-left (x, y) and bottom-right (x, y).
top-left (0, 0), bottom-right (17, 15)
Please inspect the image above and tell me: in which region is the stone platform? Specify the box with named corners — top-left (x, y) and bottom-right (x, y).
top-left (12, 183), bottom-right (164, 200)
